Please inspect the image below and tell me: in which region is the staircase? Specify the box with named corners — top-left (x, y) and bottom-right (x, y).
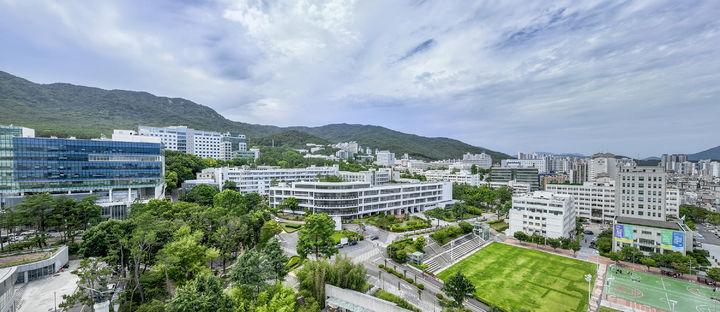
top-left (423, 234), bottom-right (485, 274)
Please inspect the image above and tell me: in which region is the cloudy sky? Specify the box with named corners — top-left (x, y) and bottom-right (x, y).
top-left (1, 0), bottom-right (719, 157)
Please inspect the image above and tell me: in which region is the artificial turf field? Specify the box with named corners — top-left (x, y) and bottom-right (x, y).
top-left (437, 242), bottom-right (596, 312)
top-left (604, 264), bottom-right (718, 312)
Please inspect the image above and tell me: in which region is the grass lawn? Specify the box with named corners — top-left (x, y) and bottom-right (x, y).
top-left (437, 242), bottom-right (596, 312)
top-left (279, 222), bottom-right (302, 233)
top-left (604, 264), bottom-right (716, 312)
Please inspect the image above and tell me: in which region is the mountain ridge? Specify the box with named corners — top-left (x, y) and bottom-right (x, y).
top-left (0, 70), bottom-right (510, 161)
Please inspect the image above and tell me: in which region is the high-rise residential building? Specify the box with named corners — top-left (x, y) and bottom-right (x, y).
top-left (491, 167), bottom-right (540, 191)
top-left (375, 150), bottom-right (396, 167)
top-left (462, 152), bottom-right (492, 169)
top-left (569, 161), bottom-right (589, 184)
top-left (501, 159), bottom-right (547, 173)
top-left (508, 191), bottom-right (575, 238)
top-left (0, 126), bottom-right (165, 219)
top-left (197, 165), bottom-right (339, 194)
top-left (613, 166), bottom-right (692, 255)
top-left (269, 181), bottom-right (452, 220)
top-left (137, 125), bottom-right (223, 159)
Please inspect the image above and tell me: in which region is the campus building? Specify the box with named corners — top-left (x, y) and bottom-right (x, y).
top-left (138, 125), bottom-right (239, 160)
top-left (612, 166), bottom-right (692, 255)
top-left (0, 126), bottom-right (165, 219)
top-left (196, 165), bottom-right (339, 194)
top-left (268, 181), bottom-right (452, 220)
top-left (545, 179), bottom-right (616, 224)
top-left (0, 267), bottom-right (16, 312)
top-left (461, 152), bottom-right (492, 169)
top-left (508, 191), bottom-right (576, 239)
top-left (375, 151), bottom-right (396, 167)
top-left (338, 168), bottom-right (392, 186)
top-left (219, 132), bottom-right (248, 161)
top-left (424, 169), bottom-right (481, 185)
top-left (490, 167), bottom-right (540, 191)
top-left (501, 159), bottom-right (547, 173)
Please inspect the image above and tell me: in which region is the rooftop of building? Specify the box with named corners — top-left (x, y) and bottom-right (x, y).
top-left (616, 217), bottom-right (683, 230)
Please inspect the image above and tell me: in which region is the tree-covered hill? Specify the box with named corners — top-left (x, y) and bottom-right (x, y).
top-left (0, 70), bottom-right (510, 161)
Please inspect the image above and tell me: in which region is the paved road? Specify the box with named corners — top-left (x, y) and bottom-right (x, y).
top-left (696, 223), bottom-right (720, 245)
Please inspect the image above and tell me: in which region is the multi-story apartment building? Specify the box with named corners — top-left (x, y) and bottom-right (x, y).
top-left (508, 191), bottom-right (575, 239)
top-left (613, 166), bottom-right (692, 255)
top-left (338, 168), bottom-right (392, 186)
top-left (375, 151), bottom-right (396, 167)
top-left (0, 126), bottom-right (165, 219)
top-left (545, 179), bottom-right (616, 224)
top-left (197, 165), bottom-right (339, 194)
top-left (137, 125), bottom-right (224, 159)
top-left (501, 159), bottom-right (547, 173)
top-left (269, 181), bottom-right (452, 220)
top-left (491, 167), bottom-right (539, 191)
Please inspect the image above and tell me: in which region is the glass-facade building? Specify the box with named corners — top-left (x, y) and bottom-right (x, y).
top-left (0, 126), bottom-right (165, 218)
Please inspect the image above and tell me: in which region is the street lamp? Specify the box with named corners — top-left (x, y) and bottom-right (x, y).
top-left (584, 274), bottom-right (593, 311)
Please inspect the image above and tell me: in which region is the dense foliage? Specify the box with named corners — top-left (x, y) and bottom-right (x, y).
top-left (424, 203), bottom-right (483, 222)
top-left (452, 183), bottom-right (512, 214)
top-left (386, 237), bottom-right (426, 263)
top-left (431, 225), bottom-right (472, 246)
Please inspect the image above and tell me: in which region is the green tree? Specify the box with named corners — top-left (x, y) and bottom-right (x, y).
top-left (280, 197), bottom-right (299, 215)
top-left (547, 238), bottom-right (561, 250)
top-left (18, 193), bottom-right (55, 233)
top-left (166, 273), bottom-right (234, 312)
top-left (620, 246), bottom-right (642, 263)
top-left (263, 238), bottom-right (289, 282)
top-left (569, 240), bottom-right (581, 256)
top-left (222, 179), bottom-right (237, 191)
top-left (60, 258), bottom-right (115, 311)
top-left (184, 184), bottom-right (219, 206)
top-left (641, 258), bottom-right (656, 271)
top-left (608, 251), bottom-right (622, 264)
top-left (708, 267), bottom-right (720, 281)
top-left (259, 220), bottom-right (283, 247)
top-left (157, 226), bottom-right (219, 290)
top-left (297, 213), bottom-right (337, 259)
top-left (470, 164), bottom-right (478, 174)
top-left (513, 231), bottom-right (529, 242)
top-left (458, 221), bottom-right (473, 234)
top-left (230, 249), bottom-right (271, 300)
top-left (213, 189), bottom-right (246, 215)
top-left (165, 171), bottom-right (179, 192)
top-left (414, 236), bottom-right (426, 251)
top-left (442, 271), bottom-right (476, 307)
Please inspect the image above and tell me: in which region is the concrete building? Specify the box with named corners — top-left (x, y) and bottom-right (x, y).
top-left (338, 168), bottom-right (392, 186)
top-left (462, 152), bottom-right (492, 169)
top-left (220, 132), bottom-right (247, 161)
top-left (508, 191), bottom-right (576, 239)
top-left (0, 267), bottom-right (16, 312)
top-left (613, 166), bottom-right (692, 255)
top-left (491, 167), bottom-right (540, 191)
top-left (375, 150), bottom-right (396, 167)
top-left (588, 153), bottom-right (618, 181)
top-left (501, 159), bottom-right (547, 173)
top-left (197, 165), bottom-right (339, 194)
top-left (0, 126), bottom-right (165, 219)
top-left (424, 169), bottom-right (481, 185)
top-left (138, 125), bottom-right (223, 159)
top-left (325, 284), bottom-right (412, 312)
top-left (269, 181), bottom-right (452, 220)
top-left (545, 179), bottom-right (616, 224)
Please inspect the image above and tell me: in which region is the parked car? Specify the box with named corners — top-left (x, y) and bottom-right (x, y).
top-left (583, 230), bottom-right (594, 235)
top-left (371, 236), bottom-right (379, 240)
top-left (349, 241), bottom-right (358, 246)
top-left (336, 243), bottom-right (344, 248)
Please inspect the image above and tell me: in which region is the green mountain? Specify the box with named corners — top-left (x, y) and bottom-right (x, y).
top-left (251, 130), bottom-right (330, 148)
top-left (0, 70), bottom-right (510, 161)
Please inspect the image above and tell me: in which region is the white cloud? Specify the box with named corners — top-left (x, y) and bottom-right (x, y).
top-left (1, 0), bottom-right (719, 156)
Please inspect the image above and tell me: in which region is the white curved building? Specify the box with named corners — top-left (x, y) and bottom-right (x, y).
top-left (269, 181), bottom-right (452, 220)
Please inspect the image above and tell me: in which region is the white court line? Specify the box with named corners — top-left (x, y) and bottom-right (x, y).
top-left (661, 276), bottom-right (671, 311)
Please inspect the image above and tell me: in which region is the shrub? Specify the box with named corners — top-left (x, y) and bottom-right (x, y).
top-left (436, 293), bottom-right (444, 300)
top-left (417, 283), bottom-right (424, 290)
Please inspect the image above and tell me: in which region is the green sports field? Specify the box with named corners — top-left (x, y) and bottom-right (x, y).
top-left (437, 242), bottom-right (596, 312)
top-left (604, 264), bottom-right (718, 311)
